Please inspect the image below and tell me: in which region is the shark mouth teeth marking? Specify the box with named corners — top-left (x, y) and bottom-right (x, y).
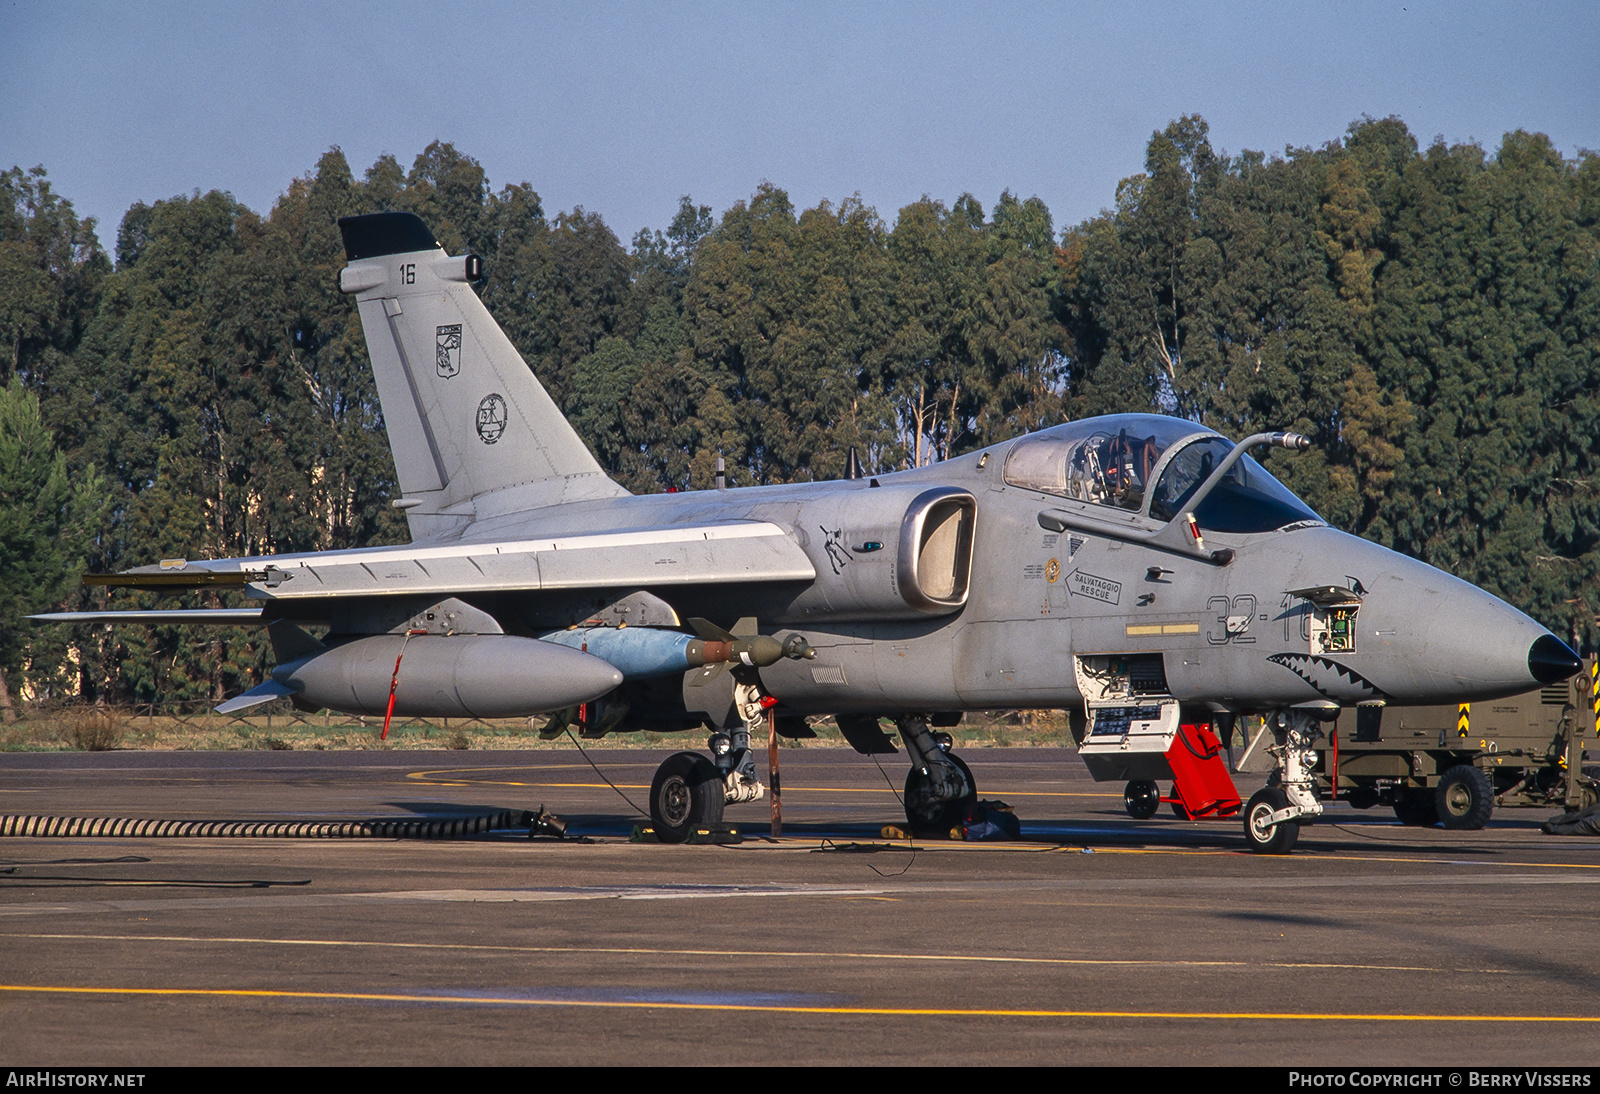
top-left (1267, 653), bottom-right (1388, 702)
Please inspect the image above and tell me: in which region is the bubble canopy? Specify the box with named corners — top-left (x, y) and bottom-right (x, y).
top-left (1002, 414), bottom-right (1322, 534)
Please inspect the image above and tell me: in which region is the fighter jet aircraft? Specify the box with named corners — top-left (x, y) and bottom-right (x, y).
top-left (34, 212), bottom-right (1583, 853)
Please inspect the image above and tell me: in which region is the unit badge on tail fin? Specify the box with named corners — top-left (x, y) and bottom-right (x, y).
top-left (476, 393), bottom-right (507, 444)
top-left (435, 324), bottom-right (462, 377)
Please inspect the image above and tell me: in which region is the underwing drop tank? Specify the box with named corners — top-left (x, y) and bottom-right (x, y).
top-left (271, 634), bottom-right (624, 718)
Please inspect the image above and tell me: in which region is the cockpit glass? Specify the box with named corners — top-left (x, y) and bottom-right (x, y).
top-left (1003, 418), bottom-right (1181, 512)
top-left (1150, 437), bottom-right (1322, 532)
top-left (1004, 416), bottom-right (1323, 533)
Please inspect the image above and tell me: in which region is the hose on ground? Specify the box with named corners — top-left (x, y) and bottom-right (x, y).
top-left (0, 809), bottom-right (538, 840)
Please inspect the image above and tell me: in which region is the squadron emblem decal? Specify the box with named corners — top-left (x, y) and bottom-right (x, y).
top-left (435, 324), bottom-right (462, 378)
top-left (820, 526), bottom-right (852, 574)
top-left (476, 393), bottom-right (507, 444)
top-left (1267, 653), bottom-right (1387, 702)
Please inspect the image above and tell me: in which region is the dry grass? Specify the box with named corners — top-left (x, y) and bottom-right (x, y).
top-left (0, 705), bottom-right (1077, 752)
top-left (63, 709), bottom-right (126, 751)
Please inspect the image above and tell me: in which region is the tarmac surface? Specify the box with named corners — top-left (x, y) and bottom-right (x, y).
top-left (1, 746), bottom-right (1597, 1066)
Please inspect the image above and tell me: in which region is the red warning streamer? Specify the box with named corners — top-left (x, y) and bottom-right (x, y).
top-left (380, 630), bottom-right (429, 741)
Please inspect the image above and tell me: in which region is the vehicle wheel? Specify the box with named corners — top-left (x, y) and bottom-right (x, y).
top-left (1581, 767), bottom-right (1600, 809)
top-left (1435, 765), bottom-right (1493, 830)
top-left (904, 753), bottom-right (976, 833)
top-left (650, 751), bottom-right (725, 843)
top-left (1243, 786), bottom-right (1299, 854)
top-left (1392, 789), bottom-right (1439, 827)
top-left (1124, 779), bottom-right (1160, 819)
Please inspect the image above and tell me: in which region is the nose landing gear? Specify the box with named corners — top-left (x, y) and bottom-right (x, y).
top-left (1241, 709), bottom-right (1328, 853)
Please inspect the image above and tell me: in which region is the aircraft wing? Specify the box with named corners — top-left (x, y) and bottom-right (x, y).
top-left (78, 521), bottom-right (816, 600)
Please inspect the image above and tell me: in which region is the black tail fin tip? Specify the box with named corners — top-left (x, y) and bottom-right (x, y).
top-left (338, 212), bottom-right (439, 261)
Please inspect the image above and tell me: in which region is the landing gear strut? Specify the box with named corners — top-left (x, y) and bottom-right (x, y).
top-left (897, 715), bottom-right (976, 832)
top-left (1242, 709), bottom-right (1326, 854)
top-left (717, 681), bottom-right (771, 805)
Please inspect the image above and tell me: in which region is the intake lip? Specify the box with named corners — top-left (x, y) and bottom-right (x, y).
top-left (1528, 634), bottom-right (1583, 685)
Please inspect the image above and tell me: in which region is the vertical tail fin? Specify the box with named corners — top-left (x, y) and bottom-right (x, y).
top-left (337, 212), bottom-right (626, 540)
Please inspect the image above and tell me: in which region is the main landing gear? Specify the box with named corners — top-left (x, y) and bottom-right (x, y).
top-left (648, 680), bottom-right (769, 843)
top-left (646, 702), bottom-right (981, 841)
top-left (649, 751), bottom-right (724, 843)
top-left (896, 715), bottom-right (976, 832)
top-left (1241, 708), bottom-right (1330, 854)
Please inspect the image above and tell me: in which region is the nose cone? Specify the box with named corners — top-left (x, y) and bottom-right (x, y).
top-left (1319, 532), bottom-right (1577, 704)
top-left (1528, 634), bottom-right (1582, 685)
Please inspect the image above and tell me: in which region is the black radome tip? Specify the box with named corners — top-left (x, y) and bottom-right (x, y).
top-left (1528, 634), bottom-right (1582, 685)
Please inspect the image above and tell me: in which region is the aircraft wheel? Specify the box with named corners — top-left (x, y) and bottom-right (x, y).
top-left (1435, 765), bottom-right (1493, 830)
top-left (1243, 787), bottom-right (1299, 854)
top-left (1124, 780), bottom-right (1160, 819)
top-left (903, 754), bottom-right (976, 833)
top-left (1392, 789), bottom-right (1439, 827)
top-left (650, 751), bottom-right (724, 843)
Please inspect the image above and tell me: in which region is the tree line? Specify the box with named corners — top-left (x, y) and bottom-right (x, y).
top-left (1, 112), bottom-right (1596, 710)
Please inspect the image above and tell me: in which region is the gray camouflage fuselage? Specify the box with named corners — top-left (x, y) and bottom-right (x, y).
top-left (280, 444), bottom-right (1553, 716)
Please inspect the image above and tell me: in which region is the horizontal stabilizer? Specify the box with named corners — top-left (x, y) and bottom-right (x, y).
top-left (214, 680), bottom-right (297, 715)
top-left (29, 609), bottom-right (267, 625)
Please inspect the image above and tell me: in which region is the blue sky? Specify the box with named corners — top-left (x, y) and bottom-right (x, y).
top-left (3, 1), bottom-right (1596, 251)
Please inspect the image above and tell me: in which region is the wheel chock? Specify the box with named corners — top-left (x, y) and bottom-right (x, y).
top-left (630, 823), bottom-right (742, 844)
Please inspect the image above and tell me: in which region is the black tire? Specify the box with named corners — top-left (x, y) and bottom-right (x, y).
top-left (650, 751), bottom-right (724, 843)
top-left (1392, 789), bottom-right (1439, 827)
top-left (903, 753), bottom-right (976, 833)
top-left (1169, 791), bottom-right (1192, 821)
top-left (1435, 764), bottom-right (1493, 830)
top-left (1243, 786), bottom-right (1299, 854)
top-left (1124, 779), bottom-right (1160, 819)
